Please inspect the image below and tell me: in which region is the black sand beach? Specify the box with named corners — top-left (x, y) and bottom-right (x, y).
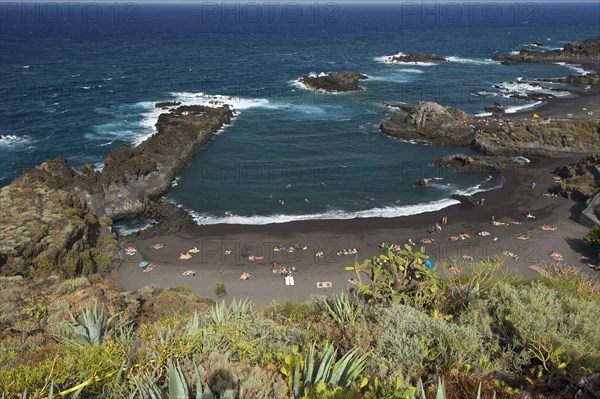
top-left (112, 155), bottom-right (598, 305)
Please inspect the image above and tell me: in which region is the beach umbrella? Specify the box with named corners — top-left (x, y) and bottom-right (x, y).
top-left (138, 261), bottom-right (149, 268)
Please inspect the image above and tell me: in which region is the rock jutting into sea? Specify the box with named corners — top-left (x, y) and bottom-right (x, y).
top-left (435, 153), bottom-right (526, 173)
top-left (0, 104), bottom-right (233, 277)
top-left (492, 36), bottom-right (600, 65)
top-left (299, 71), bottom-right (368, 92)
top-left (380, 101), bottom-right (600, 158)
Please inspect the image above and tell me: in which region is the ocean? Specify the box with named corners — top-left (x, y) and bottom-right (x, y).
top-left (1, 2), bottom-right (599, 226)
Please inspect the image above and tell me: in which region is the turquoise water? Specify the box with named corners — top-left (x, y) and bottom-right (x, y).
top-left (1, 2), bottom-right (599, 224)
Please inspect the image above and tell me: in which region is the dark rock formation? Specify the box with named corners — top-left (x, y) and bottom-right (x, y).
top-left (0, 161), bottom-right (119, 277)
top-left (484, 104), bottom-right (505, 116)
top-left (155, 101), bottom-right (181, 108)
top-left (540, 74), bottom-right (600, 85)
top-left (385, 52), bottom-right (446, 63)
top-left (380, 101), bottom-right (600, 157)
top-left (380, 102), bottom-right (477, 146)
top-left (471, 119), bottom-right (600, 157)
top-left (435, 153), bottom-right (524, 173)
top-left (493, 37), bottom-right (600, 65)
top-left (119, 201), bottom-right (195, 242)
top-left (451, 194), bottom-right (482, 207)
top-left (0, 104), bottom-right (233, 277)
top-left (533, 41), bottom-right (545, 47)
top-left (553, 154), bottom-right (600, 202)
top-left (299, 71), bottom-right (368, 92)
top-left (84, 105), bottom-right (233, 219)
top-left (415, 178), bottom-right (427, 187)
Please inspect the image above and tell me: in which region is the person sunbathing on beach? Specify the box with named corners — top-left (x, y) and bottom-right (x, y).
top-left (143, 263), bottom-right (155, 273)
top-left (549, 252), bottom-right (563, 261)
top-left (240, 272), bottom-right (252, 280)
top-left (188, 247), bottom-right (200, 253)
top-left (478, 230), bottom-right (491, 236)
top-left (183, 270), bottom-right (196, 276)
top-left (179, 253), bottom-right (192, 260)
top-left (524, 210), bottom-right (536, 219)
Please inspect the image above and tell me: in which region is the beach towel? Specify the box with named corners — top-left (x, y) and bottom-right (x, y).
top-left (316, 281), bottom-right (333, 288)
top-left (151, 244), bottom-right (164, 249)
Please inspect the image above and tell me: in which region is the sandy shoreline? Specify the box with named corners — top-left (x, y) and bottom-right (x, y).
top-left (111, 155), bottom-right (598, 306)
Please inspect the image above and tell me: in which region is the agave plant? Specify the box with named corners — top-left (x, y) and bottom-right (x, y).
top-left (134, 361), bottom-right (239, 399)
top-left (417, 378), bottom-right (496, 399)
top-left (291, 342), bottom-right (368, 398)
top-left (57, 301), bottom-right (120, 347)
top-left (210, 298), bottom-right (252, 325)
top-left (320, 292), bottom-right (362, 325)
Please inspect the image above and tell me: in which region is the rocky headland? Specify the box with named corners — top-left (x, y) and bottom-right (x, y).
top-left (299, 71), bottom-right (368, 92)
top-left (380, 101), bottom-right (600, 157)
top-left (493, 36), bottom-right (600, 65)
top-left (0, 104), bottom-right (233, 277)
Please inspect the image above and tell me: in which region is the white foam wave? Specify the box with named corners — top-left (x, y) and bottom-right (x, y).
top-left (289, 78), bottom-right (344, 94)
top-left (473, 91), bottom-right (500, 97)
top-left (189, 178), bottom-right (502, 226)
top-left (131, 93), bottom-right (270, 146)
top-left (113, 220), bottom-right (156, 236)
top-left (475, 112), bottom-right (493, 117)
top-left (554, 62), bottom-right (594, 76)
top-left (0, 134), bottom-right (31, 148)
top-left (509, 51), bottom-right (520, 55)
top-left (169, 92), bottom-right (271, 111)
top-left (81, 86), bottom-right (91, 90)
top-left (504, 101), bottom-right (543, 114)
top-left (22, 65), bottom-right (30, 69)
top-left (445, 56), bottom-right (498, 65)
top-left (495, 81), bottom-right (571, 97)
top-left (398, 68), bottom-right (424, 74)
top-left (375, 52), bottom-right (438, 66)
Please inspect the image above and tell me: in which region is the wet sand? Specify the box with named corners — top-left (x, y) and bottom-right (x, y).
top-left (111, 156), bottom-right (598, 306)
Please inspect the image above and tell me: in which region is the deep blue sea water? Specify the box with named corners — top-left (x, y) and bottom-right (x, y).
top-left (1, 2), bottom-right (599, 225)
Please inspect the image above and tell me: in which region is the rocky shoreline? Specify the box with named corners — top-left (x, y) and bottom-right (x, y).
top-left (380, 101), bottom-right (600, 158)
top-left (493, 36), bottom-right (600, 65)
top-left (0, 104), bottom-right (233, 277)
top-left (298, 71), bottom-right (368, 92)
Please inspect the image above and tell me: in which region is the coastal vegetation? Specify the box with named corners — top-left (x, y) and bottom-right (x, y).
top-left (1, 250), bottom-right (599, 398)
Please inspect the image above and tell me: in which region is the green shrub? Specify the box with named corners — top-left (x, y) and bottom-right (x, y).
top-left (371, 304), bottom-right (483, 381)
top-left (263, 301), bottom-right (321, 324)
top-left (584, 225), bottom-right (600, 259)
top-left (53, 277), bottom-right (90, 295)
top-left (63, 208), bottom-right (78, 219)
top-left (214, 283), bottom-right (226, 298)
top-left (486, 281), bottom-right (600, 378)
